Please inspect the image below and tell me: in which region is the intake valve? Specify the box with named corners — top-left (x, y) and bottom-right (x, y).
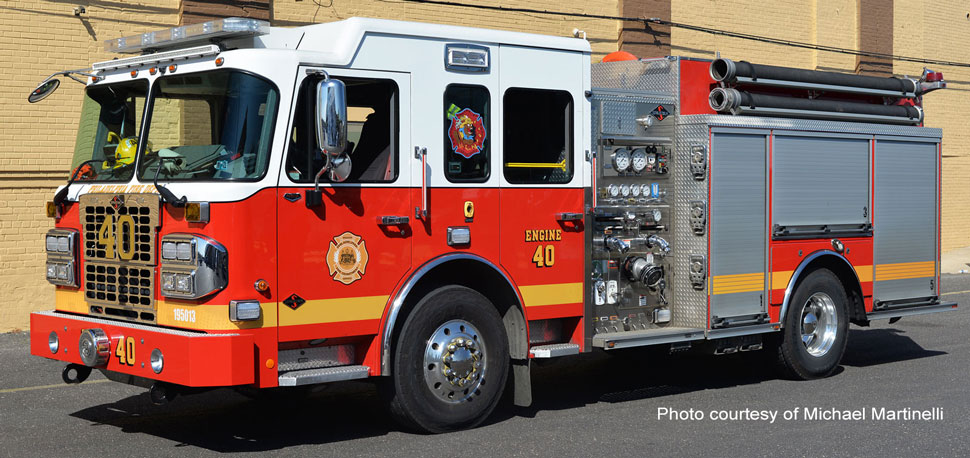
top-left (624, 256), bottom-right (664, 288)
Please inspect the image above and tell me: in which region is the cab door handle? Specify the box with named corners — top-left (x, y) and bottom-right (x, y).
top-left (378, 215), bottom-right (410, 226)
top-left (556, 212), bottom-right (583, 222)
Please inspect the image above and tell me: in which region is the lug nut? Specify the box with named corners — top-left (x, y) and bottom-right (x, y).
top-left (448, 344), bottom-right (457, 352)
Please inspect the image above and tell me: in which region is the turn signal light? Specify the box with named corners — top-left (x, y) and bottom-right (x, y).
top-left (46, 201), bottom-right (58, 218)
top-left (185, 202), bottom-right (209, 223)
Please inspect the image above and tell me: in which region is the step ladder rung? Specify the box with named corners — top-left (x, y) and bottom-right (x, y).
top-left (278, 365), bottom-right (370, 386)
top-left (530, 343), bottom-right (580, 358)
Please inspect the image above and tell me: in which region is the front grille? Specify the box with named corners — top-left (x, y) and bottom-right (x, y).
top-left (79, 193), bottom-right (160, 323)
top-left (83, 263), bottom-right (154, 306)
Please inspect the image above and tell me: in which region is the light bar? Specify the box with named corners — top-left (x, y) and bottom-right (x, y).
top-left (92, 45), bottom-right (220, 72)
top-left (104, 17), bottom-right (269, 54)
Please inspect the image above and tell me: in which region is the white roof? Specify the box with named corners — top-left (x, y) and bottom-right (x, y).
top-left (288, 17), bottom-right (590, 65)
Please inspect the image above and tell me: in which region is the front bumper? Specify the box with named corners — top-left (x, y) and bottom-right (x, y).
top-left (31, 311), bottom-right (254, 387)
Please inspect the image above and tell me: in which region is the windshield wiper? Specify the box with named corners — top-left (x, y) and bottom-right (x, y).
top-left (52, 159), bottom-right (102, 208)
top-left (152, 157), bottom-right (187, 207)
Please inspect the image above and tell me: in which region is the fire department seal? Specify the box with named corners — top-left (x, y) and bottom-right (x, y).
top-left (326, 232), bottom-right (369, 285)
top-left (447, 107), bottom-right (487, 159)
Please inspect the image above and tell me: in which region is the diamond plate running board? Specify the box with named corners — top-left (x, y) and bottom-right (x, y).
top-left (529, 343), bottom-right (580, 358)
top-left (278, 365), bottom-right (370, 386)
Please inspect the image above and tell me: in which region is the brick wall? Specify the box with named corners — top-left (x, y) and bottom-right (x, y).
top-left (0, 1), bottom-right (180, 332)
top-left (1, 1), bottom-right (967, 331)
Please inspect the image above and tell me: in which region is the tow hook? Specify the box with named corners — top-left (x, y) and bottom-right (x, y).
top-left (62, 363), bottom-right (92, 384)
top-left (149, 382), bottom-right (179, 405)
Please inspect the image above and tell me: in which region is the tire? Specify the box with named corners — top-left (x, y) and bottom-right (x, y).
top-left (386, 285), bottom-right (510, 433)
top-left (775, 269), bottom-right (849, 379)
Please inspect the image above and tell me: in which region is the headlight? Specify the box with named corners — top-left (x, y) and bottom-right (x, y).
top-left (44, 229), bottom-right (78, 287)
top-left (159, 234), bottom-right (227, 299)
top-left (175, 273), bottom-right (193, 293)
top-left (161, 241), bottom-right (176, 260)
top-left (161, 272), bottom-right (176, 291)
top-left (176, 242), bottom-right (193, 261)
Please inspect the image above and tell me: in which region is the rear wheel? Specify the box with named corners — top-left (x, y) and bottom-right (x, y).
top-left (775, 269), bottom-right (849, 379)
top-left (386, 285), bottom-right (509, 433)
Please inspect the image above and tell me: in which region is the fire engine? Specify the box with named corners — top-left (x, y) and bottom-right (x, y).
top-left (28, 17), bottom-right (956, 433)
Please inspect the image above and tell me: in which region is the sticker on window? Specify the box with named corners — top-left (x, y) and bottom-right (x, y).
top-left (447, 104), bottom-right (486, 159)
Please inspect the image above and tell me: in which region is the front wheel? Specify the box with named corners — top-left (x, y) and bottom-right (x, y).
top-left (386, 286), bottom-right (509, 433)
top-left (775, 269), bottom-right (849, 379)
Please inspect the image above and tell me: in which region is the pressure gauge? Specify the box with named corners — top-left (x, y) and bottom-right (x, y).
top-left (647, 153), bottom-right (657, 167)
top-left (631, 184), bottom-right (641, 197)
top-left (630, 149), bottom-right (648, 173)
top-left (652, 209), bottom-right (662, 222)
top-left (612, 149), bottom-right (631, 172)
top-left (641, 184), bottom-right (651, 197)
top-left (621, 184), bottom-right (631, 197)
top-left (607, 184), bottom-right (620, 197)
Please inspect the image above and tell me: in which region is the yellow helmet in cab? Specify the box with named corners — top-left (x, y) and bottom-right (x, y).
top-left (104, 137), bottom-right (151, 169)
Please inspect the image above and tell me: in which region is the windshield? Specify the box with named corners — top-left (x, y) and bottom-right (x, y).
top-left (137, 70), bottom-right (279, 181)
top-left (71, 80), bottom-right (148, 182)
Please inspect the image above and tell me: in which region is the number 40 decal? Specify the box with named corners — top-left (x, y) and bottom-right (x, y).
top-left (532, 245), bottom-right (555, 268)
top-left (115, 336), bottom-right (136, 366)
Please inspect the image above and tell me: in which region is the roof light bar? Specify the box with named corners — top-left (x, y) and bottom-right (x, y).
top-left (104, 17), bottom-right (269, 54)
top-left (93, 45), bottom-right (221, 72)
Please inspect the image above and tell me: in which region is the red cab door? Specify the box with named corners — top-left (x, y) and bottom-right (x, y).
top-left (277, 68), bottom-right (412, 343)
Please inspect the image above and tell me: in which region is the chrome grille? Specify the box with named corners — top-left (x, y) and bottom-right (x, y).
top-left (79, 193), bottom-right (160, 323)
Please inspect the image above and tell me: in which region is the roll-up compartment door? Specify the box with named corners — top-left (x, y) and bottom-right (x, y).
top-left (709, 130), bottom-right (767, 326)
top-left (873, 139), bottom-right (939, 305)
top-left (772, 134), bottom-right (871, 238)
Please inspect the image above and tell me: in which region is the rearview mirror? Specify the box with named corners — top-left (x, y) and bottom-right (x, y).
top-left (28, 78), bottom-right (60, 103)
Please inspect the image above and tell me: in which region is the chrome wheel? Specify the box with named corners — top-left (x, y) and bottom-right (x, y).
top-left (423, 319), bottom-right (486, 404)
top-left (800, 292), bottom-right (838, 357)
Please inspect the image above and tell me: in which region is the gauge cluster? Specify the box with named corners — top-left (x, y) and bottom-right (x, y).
top-left (599, 144), bottom-right (669, 206)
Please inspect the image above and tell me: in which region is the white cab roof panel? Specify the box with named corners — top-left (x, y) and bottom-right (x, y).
top-left (292, 17), bottom-right (590, 66)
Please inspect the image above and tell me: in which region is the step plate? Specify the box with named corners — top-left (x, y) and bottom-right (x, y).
top-left (530, 343), bottom-right (580, 358)
top-left (278, 365), bottom-right (370, 387)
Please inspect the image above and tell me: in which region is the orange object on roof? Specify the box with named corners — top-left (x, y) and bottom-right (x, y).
top-left (602, 51), bottom-right (638, 62)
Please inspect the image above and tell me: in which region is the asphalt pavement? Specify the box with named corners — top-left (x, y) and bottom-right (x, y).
top-left (2, 274), bottom-right (968, 457)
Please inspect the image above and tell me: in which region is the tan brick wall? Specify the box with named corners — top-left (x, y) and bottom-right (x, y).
top-left (2, 1), bottom-right (968, 331)
top-left (0, 1), bottom-right (180, 331)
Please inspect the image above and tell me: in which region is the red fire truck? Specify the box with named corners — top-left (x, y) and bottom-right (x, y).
top-left (28, 17), bottom-right (955, 432)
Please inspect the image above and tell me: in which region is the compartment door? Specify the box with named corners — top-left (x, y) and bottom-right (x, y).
top-left (709, 130), bottom-right (767, 326)
top-left (873, 138), bottom-right (939, 305)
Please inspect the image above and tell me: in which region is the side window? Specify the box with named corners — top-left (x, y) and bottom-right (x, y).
top-left (503, 88), bottom-right (573, 184)
top-left (444, 84), bottom-right (489, 182)
top-left (285, 76), bottom-right (399, 183)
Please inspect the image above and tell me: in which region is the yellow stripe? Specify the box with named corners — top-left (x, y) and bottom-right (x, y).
top-left (875, 261), bottom-right (936, 281)
top-left (518, 282), bottom-right (583, 307)
top-left (156, 300), bottom-right (277, 330)
top-left (55, 289), bottom-right (278, 331)
top-left (54, 289), bottom-right (386, 330)
top-left (710, 273), bottom-right (764, 295)
top-left (278, 295), bottom-right (389, 326)
top-left (771, 270), bottom-right (794, 290)
top-left (854, 265), bottom-right (874, 282)
top-left (55, 289), bottom-right (87, 314)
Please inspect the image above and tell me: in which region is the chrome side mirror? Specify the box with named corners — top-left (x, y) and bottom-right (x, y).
top-left (307, 76), bottom-right (351, 208)
top-left (314, 78), bottom-right (350, 182)
top-left (28, 78), bottom-right (61, 103)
